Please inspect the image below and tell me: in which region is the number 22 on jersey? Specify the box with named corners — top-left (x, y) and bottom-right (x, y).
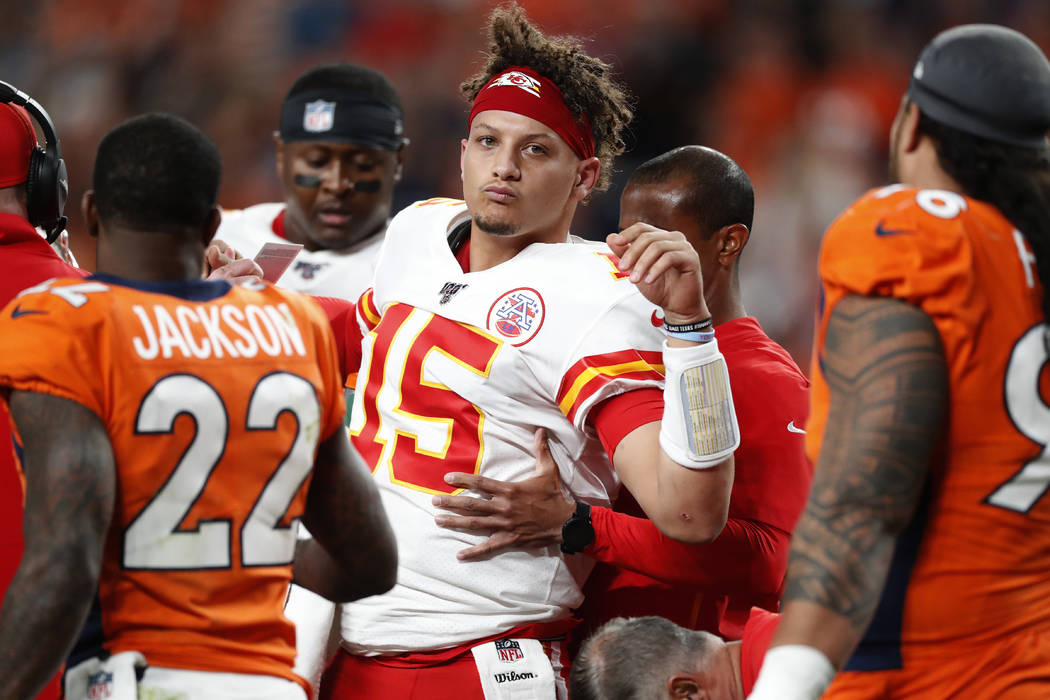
top-left (350, 303), bottom-right (502, 495)
top-left (124, 371), bottom-right (320, 570)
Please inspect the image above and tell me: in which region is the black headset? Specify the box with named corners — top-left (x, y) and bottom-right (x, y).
top-left (0, 80), bottom-right (68, 243)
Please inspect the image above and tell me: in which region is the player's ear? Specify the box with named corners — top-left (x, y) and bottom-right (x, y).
top-left (901, 101), bottom-right (923, 154)
top-left (716, 223), bottom-right (750, 268)
top-left (460, 139), bottom-right (468, 182)
top-left (571, 157), bottom-right (600, 202)
top-left (202, 206), bottom-right (221, 247)
top-left (668, 673), bottom-right (705, 699)
top-left (81, 190), bottom-right (99, 239)
top-left (393, 147), bottom-right (405, 184)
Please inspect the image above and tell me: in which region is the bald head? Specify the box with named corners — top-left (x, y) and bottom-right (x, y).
top-left (627, 146), bottom-right (754, 237)
top-left (571, 617), bottom-right (726, 700)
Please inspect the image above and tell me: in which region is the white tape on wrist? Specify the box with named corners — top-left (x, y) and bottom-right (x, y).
top-left (659, 338), bottom-right (739, 469)
top-left (746, 645), bottom-right (836, 700)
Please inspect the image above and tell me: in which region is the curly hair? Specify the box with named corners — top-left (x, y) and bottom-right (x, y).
top-left (460, 3), bottom-right (632, 191)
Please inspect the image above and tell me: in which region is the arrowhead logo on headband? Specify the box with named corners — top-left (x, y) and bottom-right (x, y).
top-left (488, 71), bottom-right (542, 97)
top-left (469, 66), bottom-right (595, 160)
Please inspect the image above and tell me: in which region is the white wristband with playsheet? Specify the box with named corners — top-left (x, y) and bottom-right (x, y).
top-left (659, 338), bottom-right (740, 469)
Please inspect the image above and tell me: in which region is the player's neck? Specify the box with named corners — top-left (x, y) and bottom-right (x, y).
top-left (707, 270), bottom-right (747, 326)
top-left (725, 641), bottom-right (746, 700)
top-left (96, 226), bottom-right (207, 282)
top-left (905, 143), bottom-right (965, 195)
top-left (466, 223), bottom-right (562, 272)
top-left (0, 186), bottom-right (28, 219)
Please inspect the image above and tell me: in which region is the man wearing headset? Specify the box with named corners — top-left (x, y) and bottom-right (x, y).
top-left (0, 84), bottom-right (81, 700)
top-left (0, 111), bottom-right (398, 700)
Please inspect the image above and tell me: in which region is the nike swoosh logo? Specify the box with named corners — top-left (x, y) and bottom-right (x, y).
top-left (650, 310), bottom-right (664, 327)
top-left (10, 304), bottom-right (46, 319)
top-left (787, 421), bottom-right (806, 434)
top-left (874, 220), bottom-right (911, 237)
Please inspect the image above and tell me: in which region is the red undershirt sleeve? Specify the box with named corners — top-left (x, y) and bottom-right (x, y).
top-left (590, 388), bottom-right (663, 461)
top-left (586, 506), bottom-right (789, 593)
top-left (311, 296), bottom-right (361, 384)
top-left (587, 388), bottom-right (788, 596)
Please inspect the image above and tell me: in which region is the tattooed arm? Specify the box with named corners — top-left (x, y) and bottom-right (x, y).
top-left (765, 295), bottom-right (948, 671)
top-left (0, 391), bottom-right (116, 700)
top-left (295, 429), bottom-right (397, 602)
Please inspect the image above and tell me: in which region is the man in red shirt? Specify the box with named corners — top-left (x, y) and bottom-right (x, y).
top-left (569, 609), bottom-right (780, 699)
top-left (0, 88), bottom-right (84, 700)
top-left (433, 145), bottom-right (811, 642)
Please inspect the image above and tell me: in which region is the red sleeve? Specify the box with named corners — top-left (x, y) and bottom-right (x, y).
top-left (0, 236), bottom-right (86, 304)
top-left (311, 295), bottom-right (362, 386)
top-left (741, 608), bottom-right (781, 695)
top-left (590, 388), bottom-right (663, 462)
top-left (586, 324), bottom-right (809, 602)
top-left (0, 233), bottom-right (84, 700)
top-left (0, 403), bottom-right (23, 597)
top-left (586, 505), bottom-right (788, 595)
top-left (725, 357), bottom-right (812, 533)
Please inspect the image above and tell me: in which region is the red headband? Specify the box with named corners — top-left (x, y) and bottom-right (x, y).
top-left (468, 66), bottom-right (595, 160)
top-left (0, 103), bottom-right (35, 188)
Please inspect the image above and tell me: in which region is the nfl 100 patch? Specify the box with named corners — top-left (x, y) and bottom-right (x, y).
top-left (293, 260), bottom-right (328, 280)
top-left (438, 281), bottom-right (469, 305)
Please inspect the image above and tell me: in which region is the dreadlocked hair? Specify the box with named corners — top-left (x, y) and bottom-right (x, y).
top-left (460, 3), bottom-right (632, 192)
top-left (917, 111), bottom-right (1050, 327)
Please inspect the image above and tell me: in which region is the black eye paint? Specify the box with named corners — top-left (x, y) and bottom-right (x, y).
top-left (293, 174), bottom-right (322, 188)
top-left (293, 174), bottom-right (382, 193)
top-left (351, 180), bottom-right (382, 193)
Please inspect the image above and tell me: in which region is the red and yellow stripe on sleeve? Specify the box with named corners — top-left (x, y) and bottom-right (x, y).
top-left (557, 349), bottom-right (665, 424)
top-left (356, 288), bottom-right (382, 332)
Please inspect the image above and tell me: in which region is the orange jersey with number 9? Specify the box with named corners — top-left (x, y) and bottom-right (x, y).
top-left (808, 185), bottom-right (1050, 672)
top-left (0, 275), bottom-right (345, 691)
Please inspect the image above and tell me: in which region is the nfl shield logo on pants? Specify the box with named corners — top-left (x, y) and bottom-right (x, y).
top-left (87, 670), bottom-right (113, 698)
top-left (303, 100), bottom-right (335, 133)
top-left (495, 639), bottom-right (524, 663)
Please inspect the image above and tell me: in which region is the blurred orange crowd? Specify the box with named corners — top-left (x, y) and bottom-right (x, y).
top-left (6, 0), bottom-right (1048, 368)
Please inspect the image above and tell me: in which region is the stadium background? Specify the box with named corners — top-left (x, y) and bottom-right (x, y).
top-left (5, 0), bottom-right (1047, 368)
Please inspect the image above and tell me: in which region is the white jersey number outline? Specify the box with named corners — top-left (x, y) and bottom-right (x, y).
top-left (985, 323), bottom-right (1050, 513)
top-left (123, 372), bottom-right (321, 569)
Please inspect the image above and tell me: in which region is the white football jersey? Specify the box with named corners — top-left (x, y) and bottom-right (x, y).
top-left (217, 202), bottom-right (384, 299)
top-left (342, 198), bottom-right (667, 653)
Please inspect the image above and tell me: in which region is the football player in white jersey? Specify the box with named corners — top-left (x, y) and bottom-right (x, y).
top-left (216, 63), bottom-right (407, 300)
top-left (213, 63), bottom-right (408, 697)
top-left (315, 6), bottom-right (740, 700)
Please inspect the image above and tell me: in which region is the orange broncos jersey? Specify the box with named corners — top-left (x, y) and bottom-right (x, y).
top-left (808, 185), bottom-right (1050, 672)
top-left (0, 275), bottom-right (345, 690)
